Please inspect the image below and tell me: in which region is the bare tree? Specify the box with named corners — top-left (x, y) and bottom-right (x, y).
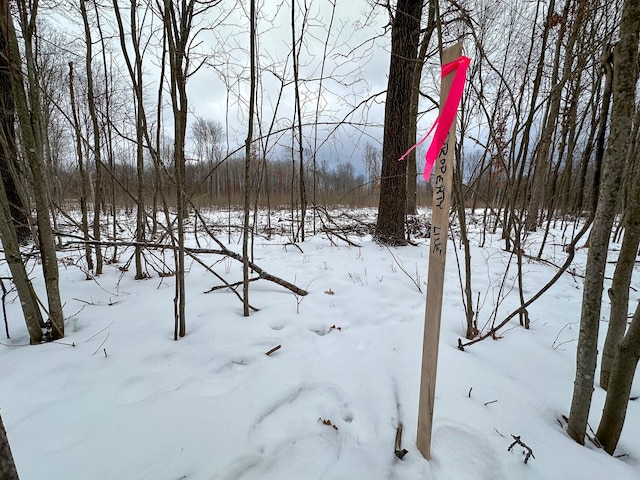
top-left (4, 0), bottom-right (64, 340)
top-left (79, 0), bottom-right (104, 275)
top-left (375, 0), bottom-right (424, 245)
top-left (158, 0), bottom-right (222, 337)
top-left (568, 0), bottom-right (640, 445)
top-left (68, 61), bottom-right (94, 275)
top-left (243, 0), bottom-right (256, 317)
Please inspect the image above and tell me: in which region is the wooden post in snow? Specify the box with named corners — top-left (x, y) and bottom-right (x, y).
top-left (416, 42), bottom-right (463, 460)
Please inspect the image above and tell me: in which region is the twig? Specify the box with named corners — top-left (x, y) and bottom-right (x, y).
top-left (508, 435), bottom-right (535, 464)
top-left (386, 247), bottom-right (422, 293)
top-left (84, 321), bottom-right (114, 342)
top-left (92, 332), bottom-right (111, 355)
top-left (394, 421), bottom-right (408, 459)
top-left (1, 278), bottom-right (9, 339)
top-left (265, 344), bottom-right (281, 356)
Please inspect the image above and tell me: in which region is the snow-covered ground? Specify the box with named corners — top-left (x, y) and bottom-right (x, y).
top-left (1, 209), bottom-right (638, 479)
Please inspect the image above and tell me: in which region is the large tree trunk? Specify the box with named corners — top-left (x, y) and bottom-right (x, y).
top-left (374, 0), bottom-right (424, 245)
top-left (595, 300), bottom-right (640, 454)
top-left (567, 0), bottom-right (640, 445)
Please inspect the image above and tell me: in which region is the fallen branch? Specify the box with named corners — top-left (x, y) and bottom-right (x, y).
top-left (265, 344), bottom-right (281, 356)
top-left (508, 435), bottom-right (535, 464)
top-left (63, 238), bottom-right (308, 297)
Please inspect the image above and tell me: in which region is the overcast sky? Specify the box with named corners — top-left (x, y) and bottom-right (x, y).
top-left (45, 0), bottom-right (444, 172)
top-left (183, 0), bottom-right (394, 169)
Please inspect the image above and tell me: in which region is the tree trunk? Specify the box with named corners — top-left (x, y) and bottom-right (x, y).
top-left (6, 0), bottom-right (64, 340)
top-left (243, 0), bottom-right (256, 317)
top-left (600, 116), bottom-right (640, 390)
top-left (568, 0), bottom-right (640, 445)
top-left (0, 23), bottom-right (29, 245)
top-left (0, 412), bottom-right (20, 480)
top-left (68, 61), bottom-right (93, 275)
top-left (162, 0), bottom-right (193, 338)
top-left (375, 0), bottom-right (424, 245)
top-left (595, 300), bottom-right (640, 454)
top-left (79, 0), bottom-right (104, 275)
top-left (525, 0), bottom-right (567, 232)
top-left (291, 0), bottom-right (306, 241)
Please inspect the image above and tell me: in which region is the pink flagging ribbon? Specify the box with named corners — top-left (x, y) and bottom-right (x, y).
top-left (398, 55), bottom-right (471, 181)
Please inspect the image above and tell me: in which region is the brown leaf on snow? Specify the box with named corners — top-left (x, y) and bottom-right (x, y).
top-left (319, 418), bottom-right (339, 430)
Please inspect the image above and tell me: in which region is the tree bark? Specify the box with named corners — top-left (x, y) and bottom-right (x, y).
top-left (568, 0), bottom-right (640, 445)
top-left (0, 412), bottom-right (20, 480)
top-left (595, 300), bottom-right (640, 454)
top-left (375, 0), bottom-right (424, 245)
top-left (0, 23), bottom-right (29, 245)
top-left (6, 0), bottom-right (64, 340)
top-left (600, 143), bottom-right (640, 390)
top-left (79, 0), bottom-right (104, 275)
top-left (243, 0), bottom-right (256, 316)
top-left (68, 61), bottom-right (93, 275)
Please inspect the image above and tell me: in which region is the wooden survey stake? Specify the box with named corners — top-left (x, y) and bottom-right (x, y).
top-left (416, 42), bottom-right (463, 460)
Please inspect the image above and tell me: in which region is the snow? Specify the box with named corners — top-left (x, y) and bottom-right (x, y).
top-left (1, 209), bottom-right (639, 479)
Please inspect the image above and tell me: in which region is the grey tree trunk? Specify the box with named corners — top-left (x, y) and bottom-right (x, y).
top-left (6, 0), bottom-right (64, 340)
top-left (524, 0), bottom-right (567, 232)
top-left (600, 140), bottom-right (640, 389)
top-left (243, 0), bottom-right (256, 317)
top-left (68, 61), bottom-right (94, 275)
top-left (0, 165), bottom-right (44, 343)
top-left (0, 2), bottom-right (44, 344)
top-left (291, 0), bottom-right (306, 241)
top-left (79, 0), bottom-right (104, 275)
top-left (595, 300), bottom-right (640, 454)
top-left (113, 0), bottom-right (151, 278)
top-left (568, 0), bottom-right (640, 445)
